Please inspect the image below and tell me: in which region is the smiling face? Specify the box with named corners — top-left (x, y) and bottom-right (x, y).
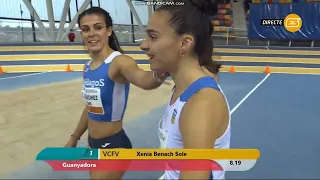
top-left (79, 14), bottom-right (112, 53)
top-left (140, 11), bottom-right (183, 72)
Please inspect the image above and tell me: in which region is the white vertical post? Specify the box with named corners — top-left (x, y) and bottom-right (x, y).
top-left (126, 0), bottom-right (145, 31)
top-left (22, 0), bottom-right (51, 41)
top-left (59, 0), bottom-right (92, 41)
top-left (148, 0), bottom-right (153, 20)
top-left (56, 0), bottom-right (71, 41)
top-left (46, 0), bottom-right (55, 40)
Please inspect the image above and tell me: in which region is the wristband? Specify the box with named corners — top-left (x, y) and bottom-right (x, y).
top-left (71, 134), bottom-right (80, 140)
top-left (153, 71), bottom-right (165, 83)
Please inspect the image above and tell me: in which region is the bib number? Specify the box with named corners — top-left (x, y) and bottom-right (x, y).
top-left (82, 87), bottom-right (104, 114)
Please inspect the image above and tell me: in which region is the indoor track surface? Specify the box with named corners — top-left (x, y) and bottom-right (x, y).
top-left (1, 71), bottom-right (319, 179)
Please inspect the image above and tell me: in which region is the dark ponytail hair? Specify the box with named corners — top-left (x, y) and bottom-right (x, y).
top-left (109, 30), bottom-right (123, 53)
top-left (157, 0), bottom-right (221, 74)
top-left (78, 7), bottom-right (123, 53)
top-left (199, 18), bottom-right (222, 74)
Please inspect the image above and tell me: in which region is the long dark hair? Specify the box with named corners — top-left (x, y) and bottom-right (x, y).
top-left (157, 0), bottom-right (221, 73)
top-left (78, 7), bottom-right (123, 53)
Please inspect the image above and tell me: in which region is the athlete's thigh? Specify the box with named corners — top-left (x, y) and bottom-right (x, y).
top-left (88, 130), bottom-right (132, 179)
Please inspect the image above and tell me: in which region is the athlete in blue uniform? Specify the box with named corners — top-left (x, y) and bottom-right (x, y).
top-left (140, 0), bottom-right (231, 179)
top-left (64, 7), bottom-right (169, 180)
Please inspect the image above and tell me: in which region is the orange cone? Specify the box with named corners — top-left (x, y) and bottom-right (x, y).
top-left (229, 66), bottom-right (235, 73)
top-left (66, 64), bottom-right (71, 72)
top-left (0, 66), bottom-right (3, 74)
top-left (264, 66), bottom-right (271, 74)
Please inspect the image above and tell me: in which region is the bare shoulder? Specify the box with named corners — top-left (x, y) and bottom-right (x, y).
top-left (114, 54), bottom-right (135, 63)
top-left (111, 54), bottom-right (137, 69)
top-left (181, 87), bottom-right (228, 126)
top-left (179, 87), bottom-right (229, 148)
top-left (187, 88), bottom-right (225, 107)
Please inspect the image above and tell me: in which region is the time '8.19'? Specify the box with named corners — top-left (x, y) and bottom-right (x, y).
top-left (230, 160), bottom-right (241, 165)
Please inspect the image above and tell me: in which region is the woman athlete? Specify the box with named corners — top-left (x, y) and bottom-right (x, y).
top-left (65, 7), bottom-right (169, 180)
top-left (140, 0), bottom-right (231, 179)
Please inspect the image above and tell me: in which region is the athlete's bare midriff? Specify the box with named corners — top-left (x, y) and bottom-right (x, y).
top-left (88, 118), bottom-right (123, 139)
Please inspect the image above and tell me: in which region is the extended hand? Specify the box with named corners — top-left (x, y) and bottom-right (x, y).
top-left (65, 137), bottom-right (78, 147)
top-left (154, 71), bottom-right (170, 80)
top-left (153, 71), bottom-right (171, 85)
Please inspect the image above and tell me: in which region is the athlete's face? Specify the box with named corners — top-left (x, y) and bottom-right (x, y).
top-left (140, 11), bottom-right (183, 72)
top-left (79, 14), bottom-right (112, 53)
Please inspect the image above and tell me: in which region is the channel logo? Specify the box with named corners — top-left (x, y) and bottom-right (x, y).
top-left (260, 14), bottom-right (302, 33)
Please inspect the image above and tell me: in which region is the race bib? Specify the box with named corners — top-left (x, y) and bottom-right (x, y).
top-left (82, 87), bottom-right (104, 114)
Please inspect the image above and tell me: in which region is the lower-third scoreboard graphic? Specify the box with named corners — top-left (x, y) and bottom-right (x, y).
top-left (36, 148), bottom-right (260, 171)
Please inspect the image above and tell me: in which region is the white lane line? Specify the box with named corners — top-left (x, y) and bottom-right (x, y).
top-left (0, 72), bottom-right (48, 80)
top-left (230, 73), bottom-right (271, 114)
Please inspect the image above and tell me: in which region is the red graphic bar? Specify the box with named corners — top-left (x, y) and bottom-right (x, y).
top-left (46, 160), bottom-right (223, 171)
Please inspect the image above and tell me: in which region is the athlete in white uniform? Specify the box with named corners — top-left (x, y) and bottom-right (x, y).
top-left (140, 0), bottom-right (230, 179)
top-left (159, 79), bottom-right (231, 179)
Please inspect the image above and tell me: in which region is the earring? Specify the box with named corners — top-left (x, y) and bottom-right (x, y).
top-left (179, 43), bottom-right (184, 56)
top-left (179, 47), bottom-right (184, 56)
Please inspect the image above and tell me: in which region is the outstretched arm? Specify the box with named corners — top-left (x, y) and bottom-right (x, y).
top-left (71, 107), bottom-right (88, 139)
top-left (113, 55), bottom-right (168, 90)
top-left (69, 65), bottom-right (89, 141)
top-left (179, 89), bottom-right (229, 179)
